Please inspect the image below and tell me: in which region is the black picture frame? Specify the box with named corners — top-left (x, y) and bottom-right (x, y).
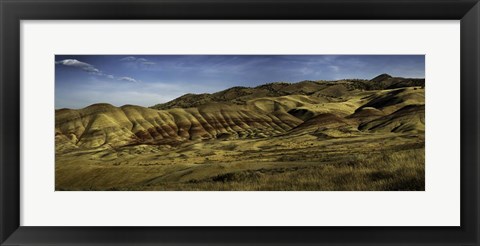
top-left (1, 0), bottom-right (479, 245)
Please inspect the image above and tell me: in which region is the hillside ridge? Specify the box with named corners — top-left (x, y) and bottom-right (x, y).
top-left (56, 74), bottom-right (425, 152)
top-left (150, 74), bottom-right (424, 110)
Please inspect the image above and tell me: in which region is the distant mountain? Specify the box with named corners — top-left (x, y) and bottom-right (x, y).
top-left (56, 74), bottom-right (425, 152)
top-left (150, 74), bottom-right (424, 110)
top-left (150, 81), bottom-right (326, 110)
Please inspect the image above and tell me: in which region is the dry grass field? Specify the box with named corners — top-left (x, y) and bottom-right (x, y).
top-left (55, 74), bottom-right (425, 191)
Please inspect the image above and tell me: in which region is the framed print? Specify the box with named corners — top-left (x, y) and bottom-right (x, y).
top-left (1, 0), bottom-right (479, 245)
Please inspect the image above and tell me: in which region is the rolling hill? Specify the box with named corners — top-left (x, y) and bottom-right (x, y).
top-left (56, 74), bottom-right (424, 151)
top-left (55, 74), bottom-right (425, 191)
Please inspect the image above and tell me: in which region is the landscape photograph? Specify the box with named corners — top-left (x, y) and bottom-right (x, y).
top-left (55, 55), bottom-right (425, 191)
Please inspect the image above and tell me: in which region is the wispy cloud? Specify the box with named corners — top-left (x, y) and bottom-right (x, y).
top-left (56, 58), bottom-right (140, 82)
top-left (55, 59), bottom-right (101, 75)
top-left (117, 76), bottom-right (139, 83)
top-left (120, 56), bottom-right (156, 66)
top-left (119, 56), bottom-right (137, 62)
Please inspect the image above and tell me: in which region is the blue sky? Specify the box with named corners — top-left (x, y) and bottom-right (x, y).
top-left (55, 55), bottom-right (425, 109)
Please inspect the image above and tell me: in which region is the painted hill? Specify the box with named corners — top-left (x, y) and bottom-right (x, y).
top-left (359, 104), bottom-right (425, 133)
top-left (56, 74), bottom-right (425, 152)
top-left (56, 102), bottom-right (303, 150)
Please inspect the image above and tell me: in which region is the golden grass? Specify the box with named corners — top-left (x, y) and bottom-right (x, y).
top-left (121, 149), bottom-right (424, 191)
top-left (56, 140), bottom-right (424, 191)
